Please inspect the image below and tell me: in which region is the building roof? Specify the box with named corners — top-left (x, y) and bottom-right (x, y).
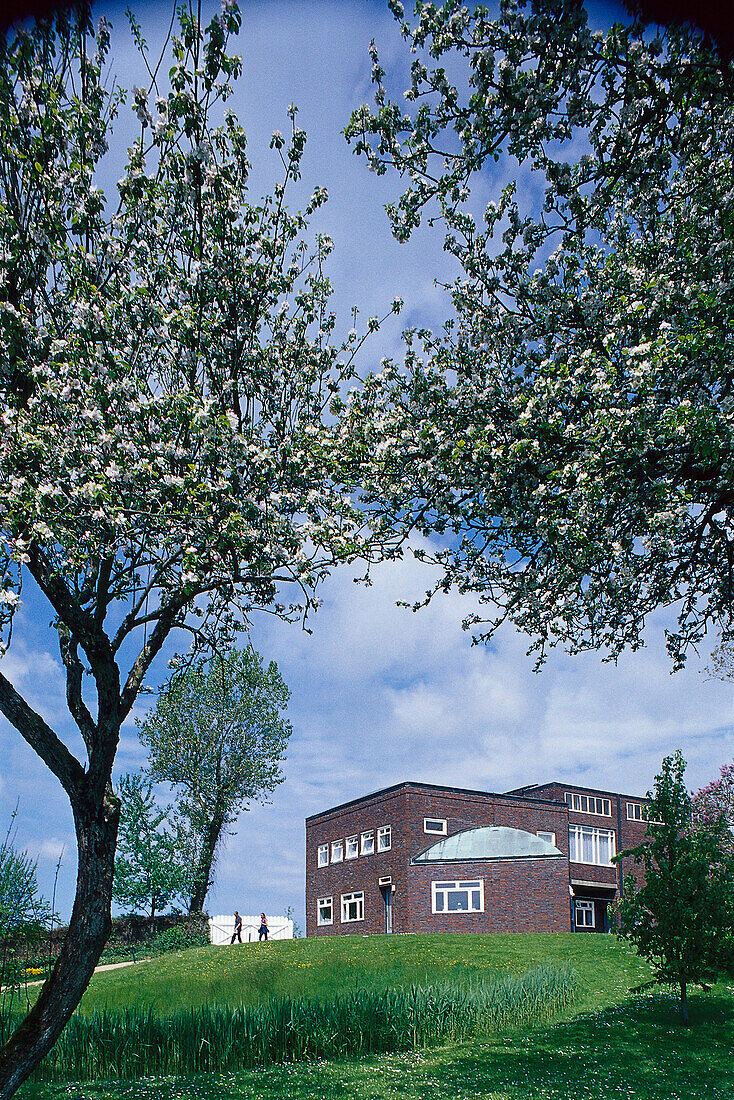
top-left (506, 780), bottom-right (650, 803)
top-left (305, 780), bottom-right (565, 823)
top-left (411, 826), bottom-right (563, 864)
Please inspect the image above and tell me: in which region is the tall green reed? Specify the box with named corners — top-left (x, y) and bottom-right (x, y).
top-left (31, 963), bottom-right (577, 1082)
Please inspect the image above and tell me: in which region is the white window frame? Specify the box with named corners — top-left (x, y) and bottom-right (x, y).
top-left (331, 839), bottom-right (344, 864)
top-left (341, 891), bottom-right (364, 923)
top-left (377, 825), bottom-right (391, 852)
top-left (431, 879), bottom-right (484, 914)
top-left (317, 896), bottom-right (333, 926)
top-left (345, 834), bottom-right (359, 860)
top-left (537, 831), bottom-right (556, 846)
top-left (317, 844), bottom-right (329, 867)
top-left (360, 830), bottom-right (374, 855)
top-left (565, 793), bottom-right (611, 817)
top-left (423, 817), bottom-right (447, 835)
top-left (575, 899), bottom-right (595, 928)
top-left (569, 825), bottom-right (616, 866)
top-left (627, 802), bottom-right (662, 825)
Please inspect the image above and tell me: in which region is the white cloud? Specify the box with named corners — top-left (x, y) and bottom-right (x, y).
top-left (37, 837), bottom-right (70, 864)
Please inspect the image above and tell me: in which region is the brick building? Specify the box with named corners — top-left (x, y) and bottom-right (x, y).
top-left (305, 779), bottom-right (652, 937)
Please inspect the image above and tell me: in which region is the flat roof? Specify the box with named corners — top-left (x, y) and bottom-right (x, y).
top-left (506, 780), bottom-right (650, 803)
top-left (305, 780), bottom-right (566, 823)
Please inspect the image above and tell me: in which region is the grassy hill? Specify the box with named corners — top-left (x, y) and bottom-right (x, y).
top-left (18, 933), bottom-right (734, 1100)
top-left (78, 931), bottom-right (651, 1016)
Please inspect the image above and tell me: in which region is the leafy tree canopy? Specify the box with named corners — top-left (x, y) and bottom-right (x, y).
top-left (346, 0), bottom-right (734, 666)
top-left (0, 2), bottom-right (399, 1090)
top-left (0, 814), bottom-right (50, 941)
top-left (614, 751), bottom-right (734, 1024)
top-left (138, 646), bottom-right (291, 914)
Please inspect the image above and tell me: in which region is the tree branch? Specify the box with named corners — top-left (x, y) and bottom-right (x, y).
top-left (26, 544), bottom-right (114, 671)
top-left (58, 632), bottom-right (97, 754)
top-left (0, 671), bottom-right (85, 800)
top-left (119, 593), bottom-right (192, 720)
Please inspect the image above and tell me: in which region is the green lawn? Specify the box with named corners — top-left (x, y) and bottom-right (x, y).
top-left (15, 934), bottom-right (734, 1100)
top-left (75, 932), bottom-right (652, 1016)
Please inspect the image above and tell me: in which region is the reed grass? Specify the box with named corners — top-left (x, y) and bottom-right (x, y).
top-left (31, 963), bottom-right (577, 1082)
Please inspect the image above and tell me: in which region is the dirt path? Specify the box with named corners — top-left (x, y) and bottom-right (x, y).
top-left (91, 958), bottom-right (151, 974)
top-left (9, 957), bottom-right (152, 991)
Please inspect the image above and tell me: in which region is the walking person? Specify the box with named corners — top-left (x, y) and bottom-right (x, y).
top-left (231, 910), bottom-right (242, 944)
top-left (258, 912), bottom-right (268, 941)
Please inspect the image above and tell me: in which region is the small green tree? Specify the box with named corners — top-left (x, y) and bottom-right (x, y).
top-left (138, 646), bottom-right (291, 914)
top-left (0, 815), bottom-right (52, 1042)
top-left (614, 751), bottom-right (734, 1024)
top-left (112, 775), bottom-right (187, 927)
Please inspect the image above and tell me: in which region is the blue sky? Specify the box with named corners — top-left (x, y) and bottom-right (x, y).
top-left (1, 0), bottom-right (732, 933)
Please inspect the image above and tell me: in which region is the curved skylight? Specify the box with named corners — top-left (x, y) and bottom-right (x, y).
top-left (412, 826), bottom-right (563, 863)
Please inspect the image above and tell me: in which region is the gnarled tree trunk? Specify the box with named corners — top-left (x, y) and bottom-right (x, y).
top-left (0, 787), bottom-right (119, 1098)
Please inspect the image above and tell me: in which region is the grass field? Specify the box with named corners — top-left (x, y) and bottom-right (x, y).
top-left (15, 934), bottom-right (734, 1100)
top-left (74, 932), bottom-right (652, 1016)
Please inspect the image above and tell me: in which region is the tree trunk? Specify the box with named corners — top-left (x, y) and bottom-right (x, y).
top-left (0, 790), bottom-right (119, 1098)
top-left (680, 980), bottom-right (690, 1025)
top-left (188, 815), bottom-right (224, 915)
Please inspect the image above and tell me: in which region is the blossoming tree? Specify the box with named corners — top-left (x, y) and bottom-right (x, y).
top-left (0, 2), bottom-right (400, 1091)
top-left (346, 0), bottom-right (734, 667)
top-left (692, 760), bottom-right (734, 827)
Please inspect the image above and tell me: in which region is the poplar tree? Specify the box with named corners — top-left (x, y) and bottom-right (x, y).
top-left (138, 647), bottom-right (291, 915)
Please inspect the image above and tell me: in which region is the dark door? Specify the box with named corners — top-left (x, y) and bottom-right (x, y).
top-left (381, 886), bottom-right (393, 934)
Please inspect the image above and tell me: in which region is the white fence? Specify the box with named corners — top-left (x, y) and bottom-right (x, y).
top-left (208, 914), bottom-right (293, 945)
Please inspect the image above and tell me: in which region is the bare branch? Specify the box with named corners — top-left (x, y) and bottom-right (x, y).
top-left (0, 671), bottom-right (85, 800)
top-left (58, 632), bottom-right (97, 754)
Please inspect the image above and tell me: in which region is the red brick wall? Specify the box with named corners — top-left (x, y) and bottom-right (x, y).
top-left (306, 784), bottom-right (571, 936)
top-left (407, 857), bottom-right (571, 933)
top-left (306, 786), bottom-right (407, 936)
top-left (519, 782), bottom-right (653, 895)
top-left (404, 787), bottom-right (568, 862)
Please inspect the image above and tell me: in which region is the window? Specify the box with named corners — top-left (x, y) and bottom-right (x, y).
top-left (566, 793), bottom-right (611, 816)
top-left (341, 891), bottom-right (364, 923)
top-left (569, 825), bottom-right (616, 866)
top-left (317, 897), bottom-right (333, 925)
top-left (432, 879), bottom-right (484, 914)
top-left (424, 818), bottom-right (447, 835)
top-left (537, 831), bottom-right (556, 846)
top-left (331, 840), bottom-right (343, 863)
top-left (317, 844), bottom-right (329, 867)
top-left (575, 899), bottom-right (595, 928)
top-left (377, 825), bottom-right (391, 852)
top-left (627, 802), bottom-right (656, 821)
top-left (627, 802), bottom-right (661, 824)
top-left (361, 830), bottom-right (374, 855)
top-left (345, 835), bottom-right (359, 860)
